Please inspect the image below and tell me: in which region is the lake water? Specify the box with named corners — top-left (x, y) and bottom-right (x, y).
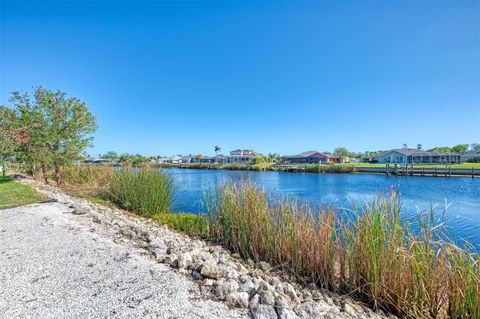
top-left (165, 168), bottom-right (480, 249)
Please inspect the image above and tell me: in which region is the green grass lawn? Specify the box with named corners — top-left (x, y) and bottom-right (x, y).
top-left (0, 176), bottom-right (47, 209)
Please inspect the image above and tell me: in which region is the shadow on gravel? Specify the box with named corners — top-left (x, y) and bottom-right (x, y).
top-left (40, 199), bottom-right (58, 204)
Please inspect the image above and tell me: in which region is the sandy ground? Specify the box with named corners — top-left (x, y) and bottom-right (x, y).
top-left (0, 202), bottom-right (247, 319)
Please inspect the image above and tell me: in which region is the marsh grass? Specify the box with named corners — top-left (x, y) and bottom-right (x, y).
top-left (59, 165), bottom-right (113, 194)
top-left (313, 164), bottom-right (357, 173)
top-left (107, 168), bottom-right (178, 216)
top-left (206, 182), bottom-right (479, 318)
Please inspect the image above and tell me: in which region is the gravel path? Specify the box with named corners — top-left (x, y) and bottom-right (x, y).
top-left (0, 202), bottom-right (247, 319)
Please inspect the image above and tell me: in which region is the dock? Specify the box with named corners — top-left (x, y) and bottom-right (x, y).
top-left (357, 165), bottom-right (478, 177)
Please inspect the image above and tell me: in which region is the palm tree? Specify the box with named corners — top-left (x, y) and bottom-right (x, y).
top-left (214, 145), bottom-right (221, 156)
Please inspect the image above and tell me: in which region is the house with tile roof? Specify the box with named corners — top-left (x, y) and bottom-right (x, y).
top-left (282, 151), bottom-right (341, 164)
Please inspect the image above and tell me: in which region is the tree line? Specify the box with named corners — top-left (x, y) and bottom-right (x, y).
top-left (0, 87), bottom-right (97, 183)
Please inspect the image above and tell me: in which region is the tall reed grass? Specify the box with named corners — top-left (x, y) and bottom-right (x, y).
top-left (60, 165), bottom-right (113, 194)
top-left (107, 169), bottom-right (178, 216)
top-left (313, 164), bottom-right (357, 173)
top-left (206, 182), bottom-right (479, 318)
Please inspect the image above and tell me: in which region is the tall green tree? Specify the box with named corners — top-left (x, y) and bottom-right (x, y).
top-left (429, 146), bottom-right (452, 153)
top-left (333, 147), bottom-right (349, 159)
top-left (0, 106), bottom-right (19, 176)
top-left (9, 91), bottom-right (52, 182)
top-left (451, 144), bottom-right (469, 154)
top-left (34, 87), bottom-right (97, 184)
top-left (9, 87), bottom-right (97, 184)
top-left (101, 151), bottom-right (119, 161)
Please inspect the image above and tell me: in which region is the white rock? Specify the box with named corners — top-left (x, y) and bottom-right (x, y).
top-left (251, 304), bottom-right (278, 319)
top-left (200, 261), bottom-right (220, 279)
top-left (284, 283), bottom-right (301, 304)
top-left (344, 303), bottom-right (367, 319)
top-left (259, 290), bottom-right (276, 306)
top-left (239, 279), bottom-right (257, 297)
top-left (177, 252), bottom-right (192, 269)
top-left (226, 291), bottom-right (250, 308)
top-left (276, 295), bottom-right (299, 319)
top-left (215, 278), bottom-right (239, 299)
top-left (220, 265), bottom-right (239, 280)
top-left (203, 278), bottom-right (214, 286)
top-left (293, 301), bottom-right (338, 319)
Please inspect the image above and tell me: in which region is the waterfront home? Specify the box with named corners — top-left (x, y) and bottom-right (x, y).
top-left (217, 149), bottom-right (263, 164)
top-left (83, 158), bottom-right (112, 164)
top-left (200, 156), bottom-right (216, 163)
top-left (375, 149), bottom-right (461, 164)
top-left (180, 156), bottom-right (195, 163)
top-left (282, 151), bottom-right (342, 164)
top-left (461, 150), bottom-right (480, 163)
top-left (154, 157), bottom-right (168, 164)
top-left (167, 155), bottom-right (182, 164)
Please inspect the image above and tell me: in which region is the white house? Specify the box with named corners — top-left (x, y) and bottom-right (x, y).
top-left (218, 149), bottom-right (263, 164)
top-left (461, 150), bottom-right (480, 163)
top-left (375, 149), bottom-right (461, 164)
top-left (167, 155), bottom-right (182, 164)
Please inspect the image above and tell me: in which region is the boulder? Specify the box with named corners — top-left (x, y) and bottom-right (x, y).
top-left (293, 301), bottom-right (339, 319)
top-left (226, 291), bottom-right (250, 308)
top-left (200, 261), bottom-right (220, 279)
top-left (177, 252), bottom-right (192, 269)
top-left (276, 295), bottom-right (299, 319)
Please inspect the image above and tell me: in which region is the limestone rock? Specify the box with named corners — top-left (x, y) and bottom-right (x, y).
top-left (177, 252), bottom-right (192, 269)
top-left (226, 291), bottom-right (250, 308)
top-left (293, 301), bottom-right (338, 319)
top-left (276, 295), bottom-right (299, 319)
top-left (200, 261), bottom-right (220, 279)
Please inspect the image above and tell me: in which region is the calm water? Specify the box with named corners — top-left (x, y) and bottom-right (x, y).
top-left (166, 168), bottom-right (480, 248)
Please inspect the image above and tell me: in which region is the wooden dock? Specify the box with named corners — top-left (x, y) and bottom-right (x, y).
top-left (357, 165), bottom-right (479, 177)
top-left (274, 164), bottom-right (479, 177)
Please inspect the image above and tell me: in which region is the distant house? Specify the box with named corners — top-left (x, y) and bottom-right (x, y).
top-left (180, 156), bottom-right (194, 163)
top-left (218, 149), bottom-right (263, 164)
top-left (461, 150), bottom-right (480, 163)
top-left (282, 151), bottom-right (341, 164)
top-left (167, 155), bottom-right (182, 164)
top-left (83, 158), bottom-right (111, 164)
top-left (154, 157), bottom-right (168, 164)
top-left (375, 149), bottom-right (461, 164)
top-left (200, 156), bottom-right (216, 163)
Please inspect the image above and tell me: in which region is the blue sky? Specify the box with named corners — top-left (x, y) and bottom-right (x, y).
top-left (1, 1), bottom-right (479, 156)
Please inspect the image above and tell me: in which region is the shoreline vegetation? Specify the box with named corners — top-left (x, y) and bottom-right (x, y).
top-left (154, 162), bottom-right (480, 171)
top-left (45, 165), bottom-right (480, 318)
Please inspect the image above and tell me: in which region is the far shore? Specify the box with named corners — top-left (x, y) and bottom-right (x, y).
top-left (147, 162), bottom-right (480, 177)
